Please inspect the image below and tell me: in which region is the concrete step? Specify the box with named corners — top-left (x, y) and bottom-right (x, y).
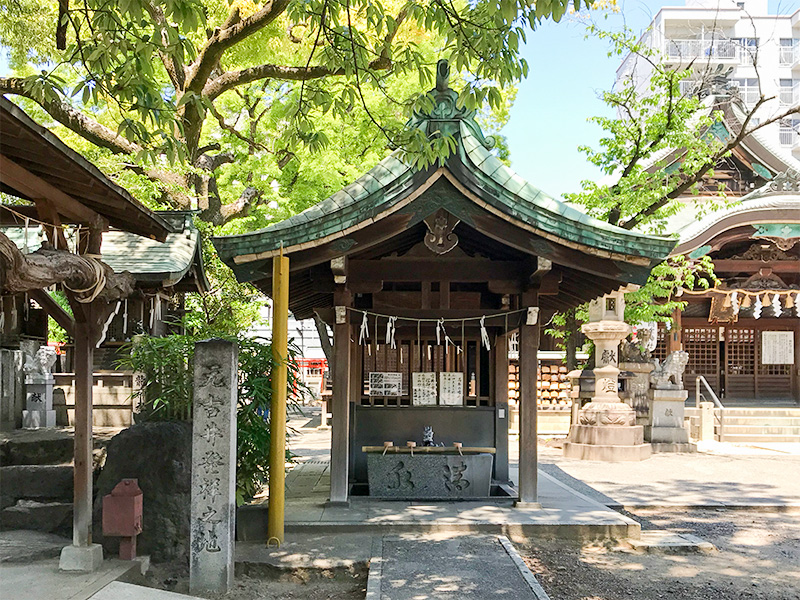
top-left (0, 500), bottom-right (72, 533)
top-left (0, 464), bottom-right (73, 508)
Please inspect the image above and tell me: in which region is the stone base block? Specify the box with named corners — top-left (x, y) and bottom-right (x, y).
top-left (644, 425), bottom-right (690, 445)
top-left (367, 453), bottom-right (493, 498)
top-left (59, 543), bottom-right (103, 572)
top-left (23, 410), bottom-right (56, 429)
top-left (563, 441), bottom-right (652, 461)
top-left (568, 424), bottom-right (645, 446)
top-left (651, 442), bottom-right (696, 453)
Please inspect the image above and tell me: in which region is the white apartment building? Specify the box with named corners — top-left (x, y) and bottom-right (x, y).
top-left (617, 0), bottom-right (800, 155)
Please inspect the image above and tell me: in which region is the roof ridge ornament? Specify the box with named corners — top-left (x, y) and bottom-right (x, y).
top-left (408, 59), bottom-right (495, 150)
top-left (746, 168), bottom-right (800, 200)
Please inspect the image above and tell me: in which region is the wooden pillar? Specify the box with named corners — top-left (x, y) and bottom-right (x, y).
top-left (348, 332), bottom-right (361, 478)
top-left (517, 295), bottom-right (540, 506)
top-left (330, 287), bottom-right (352, 505)
top-left (268, 253), bottom-right (289, 544)
top-left (493, 332), bottom-right (510, 483)
top-left (72, 316), bottom-right (94, 547)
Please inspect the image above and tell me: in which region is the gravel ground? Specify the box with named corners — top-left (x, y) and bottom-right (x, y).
top-left (519, 509), bottom-right (800, 600)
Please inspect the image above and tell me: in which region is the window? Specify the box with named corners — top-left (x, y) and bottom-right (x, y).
top-left (779, 119), bottom-right (800, 146)
top-left (780, 39), bottom-right (797, 65)
top-left (732, 78), bottom-right (759, 106)
top-left (780, 79), bottom-right (797, 106)
top-left (735, 37), bottom-right (758, 65)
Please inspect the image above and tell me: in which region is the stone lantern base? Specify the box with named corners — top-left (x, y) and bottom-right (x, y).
top-left (564, 399), bottom-right (652, 461)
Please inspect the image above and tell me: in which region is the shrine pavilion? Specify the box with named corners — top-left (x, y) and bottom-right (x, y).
top-left (213, 61), bottom-right (675, 504)
top-left (671, 180), bottom-right (800, 402)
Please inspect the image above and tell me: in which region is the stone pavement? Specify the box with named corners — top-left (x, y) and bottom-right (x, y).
top-left (369, 534), bottom-right (549, 600)
top-left (534, 442), bottom-right (800, 509)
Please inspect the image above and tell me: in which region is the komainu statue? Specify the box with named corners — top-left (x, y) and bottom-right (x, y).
top-left (649, 350), bottom-right (689, 389)
top-left (23, 346), bottom-right (57, 378)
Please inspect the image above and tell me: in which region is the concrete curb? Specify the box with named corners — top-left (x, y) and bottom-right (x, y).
top-left (498, 536), bottom-right (551, 600)
top-left (364, 536), bottom-right (383, 600)
top-left (621, 504), bottom-right (800, 514)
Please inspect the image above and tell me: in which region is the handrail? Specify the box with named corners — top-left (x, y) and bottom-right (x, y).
top-left (695, 375), bottom-right (725, 409)
top-left (695, 375), bottom-right (725, 441)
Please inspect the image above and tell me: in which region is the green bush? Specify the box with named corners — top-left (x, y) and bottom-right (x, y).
top-left (118, 334), bottom-right (303, 504)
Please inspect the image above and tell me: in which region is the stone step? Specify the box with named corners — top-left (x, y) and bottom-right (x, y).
top-left (0, 464), bottom-right (73, 508)
top-left (718, 434), bottom-right (800, 443)
top-left (0, 500), bottom-right (72, 533)
top-left (715, 425), bottom-right (800, 435)
top-left (627, 530), bottom-right (715, 554)
top-left (685, 408), bottom-right (800, 417)
top-left (718, 417), bottom-right (800, 426)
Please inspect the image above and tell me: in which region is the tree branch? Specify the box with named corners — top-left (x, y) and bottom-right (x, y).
top-left (204, 64), bottom-right (344, 99)
top-left (0, 77), bottom-right (141, 155)
top-left (0, 233), bottom-right (135, 302)
top-left (141, 0), bottom-right (186, 89)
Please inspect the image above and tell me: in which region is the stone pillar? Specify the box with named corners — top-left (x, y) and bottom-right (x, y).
top-left (22, 346), bottom-right (58, 428)
top-left (699, 401), bottom-right (715, 442)
top-left (190, 339), bottom-right (237, 596)
top-left (563, 290), bottom-right (651, 461)
top-left (0, 349), bottom-right (24, 430)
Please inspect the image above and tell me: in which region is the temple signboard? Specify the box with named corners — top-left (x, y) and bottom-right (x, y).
top-left (369, 372), bottom-right (402, 396)
top-left (412, 372), bottom-right (437, 406)
top-left (761, 331), bottom-right (795, 364)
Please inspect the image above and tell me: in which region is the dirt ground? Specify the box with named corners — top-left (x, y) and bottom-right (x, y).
top-left (519, 509), bottom-right (800, 600)
top-left (141, 560), bottom-right (367, 599)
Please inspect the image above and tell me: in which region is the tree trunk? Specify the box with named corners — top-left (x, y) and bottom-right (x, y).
top-left (0, 232), bottom-right (135, 302)
top-left (564, 308), bottom-right (578, 371)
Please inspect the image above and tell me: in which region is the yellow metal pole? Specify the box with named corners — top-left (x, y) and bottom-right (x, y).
top-left (267, 251), bottom-right (289, 545)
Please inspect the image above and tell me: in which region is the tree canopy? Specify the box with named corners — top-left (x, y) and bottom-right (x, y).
top-left (0, 0), bottom-right (574, 227)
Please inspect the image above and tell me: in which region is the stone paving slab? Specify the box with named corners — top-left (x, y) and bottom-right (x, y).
top-left (370, 534), bottom-right (547, 600)
top-left (89, 581), bottom-right (204, 600)
top-left (236, 533), bottom-right (375, 570)
top-left (0, 556), bottom-right (139, 600)
top-left (0, 530), bottom-right (70, 563)
top-left (627, 530), bottom-right (716, 554)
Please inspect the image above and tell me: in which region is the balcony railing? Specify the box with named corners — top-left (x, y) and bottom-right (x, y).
top-left (665, 39), bottom-right (738, 61)
top-left (779, 128), bottom-right (796, 146)
top-left (779, 46), bottom-right (798, 66)
top-left (779, 83), bottom-right (800, 107)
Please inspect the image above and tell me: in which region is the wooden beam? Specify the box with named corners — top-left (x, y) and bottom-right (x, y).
top-left (711, 259), bottom-right (800, 273)
top-left (29, 289), bottom-right (75, 335)
top-left (348, 258), bottom-right (524, 282)
top-left (0, 156), bottom-right (101, 225)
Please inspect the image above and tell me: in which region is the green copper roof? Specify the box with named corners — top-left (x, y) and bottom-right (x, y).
top-left (2, 211), bottom-right (208, 291)
top-left (213, 61), bottom-right (675, 272)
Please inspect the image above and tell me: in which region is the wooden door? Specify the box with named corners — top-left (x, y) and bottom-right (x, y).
top-left (725, 326), bottom-right (756, 399)
top-left (682, 325), bottom-right (720, 399)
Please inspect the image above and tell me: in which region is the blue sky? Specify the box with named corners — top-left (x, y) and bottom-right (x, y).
top-left (506, 0), bottom-right (800, 199)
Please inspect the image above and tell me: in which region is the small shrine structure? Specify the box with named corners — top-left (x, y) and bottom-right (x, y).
top-left (0, 97), bottom-right (174, 570)
top-left (214, 61), bottom-right (675, 504)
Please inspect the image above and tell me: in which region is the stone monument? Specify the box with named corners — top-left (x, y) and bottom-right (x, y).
top-left (645, 350), bottom-right (694, 452)
top-left (563, 288), bottom-right (651, 461)
top-left (22, 345), bottom-right (58, 429)
top-left (189, 339), bottom-right (237, 596)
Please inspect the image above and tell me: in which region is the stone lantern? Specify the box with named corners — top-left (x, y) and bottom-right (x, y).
top-left (563, 287), bottom-right (651, 461)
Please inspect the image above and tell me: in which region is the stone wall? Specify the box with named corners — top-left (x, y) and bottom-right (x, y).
top-left (54, 372), bottom-right (135, 427)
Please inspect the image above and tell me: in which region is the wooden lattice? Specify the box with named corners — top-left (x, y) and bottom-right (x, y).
top-left (683, 326), bottom-right (720, 395)
top-left (726, 327), bottom-right (755, 376)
